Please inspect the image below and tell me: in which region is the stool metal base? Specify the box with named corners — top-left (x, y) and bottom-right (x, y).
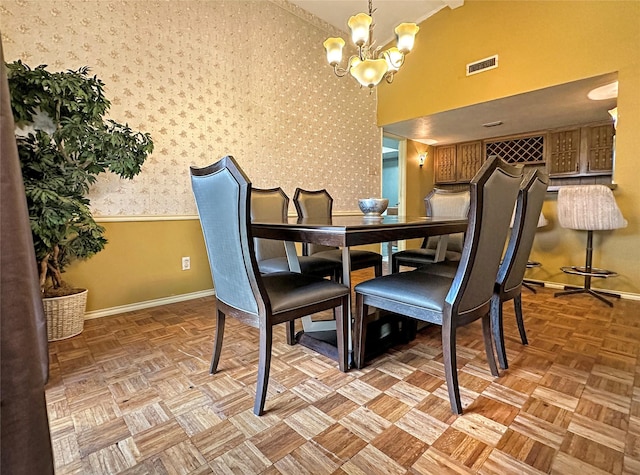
top-left (554, 286), bottom-right (620, 307)
top-left (523, 280), bottom-right (544, 293)
top-left (523, 261), bottom-right (544, 293)
top-left (560, 266), bottom-right (618, 279)
top-left (554, 230), bottom-right (620, 308)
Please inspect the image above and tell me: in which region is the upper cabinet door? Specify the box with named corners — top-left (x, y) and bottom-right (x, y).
top-left (434, 145), bottom-right (457, 183)
top-left (456, 142), bottom-right (483, 182)
top-left (587, 124), bottom-right (615, 174)
top-left (548, 129), bottom-right (581, 175)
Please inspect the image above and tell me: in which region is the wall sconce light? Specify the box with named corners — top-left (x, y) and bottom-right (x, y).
top-left (608, 106), bottom-right (618, 130)
top-left (418, 152), bottom-right (427, 168)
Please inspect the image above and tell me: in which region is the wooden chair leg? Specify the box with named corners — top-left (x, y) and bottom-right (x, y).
top-left (391, 256), bottom-right (400, 273)
top-left (442, 317), bottom-right (462, 415)
top-left (254, 325), bottom-right (273, 416)
top-left (490, 294), bottom-right (508, 370)
top-left (209, 309), bottom-right (226, 374)
top-left (286, 320), bottom-right (296, 346)
top-left (482, 313), bottom-right (499, 377)
top-left (335, 296), bottom-right (349, 372)
top-left (513, 293), bottom-right (528, 345)
top-left (354, 293), bottom-right (368, 369)
top-left (374, 262), bottom-right (382, 277)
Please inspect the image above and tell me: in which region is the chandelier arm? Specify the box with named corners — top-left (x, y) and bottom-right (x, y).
top-left (392, 53), bottom-right (405, 69)
top-left (333, 64), bottom-right (350, 78)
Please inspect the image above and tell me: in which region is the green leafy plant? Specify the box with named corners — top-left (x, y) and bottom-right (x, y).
top-left (6, 61), bottom-right (154, 297)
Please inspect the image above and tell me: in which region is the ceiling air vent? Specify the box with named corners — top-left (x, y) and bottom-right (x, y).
top-left (466, 55), bottom-right (498, 76)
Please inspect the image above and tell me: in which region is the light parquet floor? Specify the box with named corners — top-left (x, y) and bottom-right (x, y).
top-left (46, 270), bottom-right (640, 474)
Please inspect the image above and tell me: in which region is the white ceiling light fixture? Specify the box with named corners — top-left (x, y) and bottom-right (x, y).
top-left (323, 0), bottom-right (419, 88)
top-left (587, 81), bottom-right (618, 100)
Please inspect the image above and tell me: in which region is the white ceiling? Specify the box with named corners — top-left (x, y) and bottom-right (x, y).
top-left (290, 1), bottom-right (618, 145)
top-left (288, 0), bottom-right (462, 46)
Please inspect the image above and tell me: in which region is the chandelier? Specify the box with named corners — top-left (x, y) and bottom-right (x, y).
top-left (323, 0), bottom-right (419, 88)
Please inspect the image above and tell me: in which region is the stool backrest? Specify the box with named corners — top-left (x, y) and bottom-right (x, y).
top-left (557, 185), bottom-right (627, 231)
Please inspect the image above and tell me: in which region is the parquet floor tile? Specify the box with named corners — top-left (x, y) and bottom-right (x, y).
top-left (45, 272), bottom-right (640, 473)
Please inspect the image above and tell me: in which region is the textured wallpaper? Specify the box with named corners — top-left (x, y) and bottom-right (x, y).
top-left (1, 0), bottom-right (381, 216)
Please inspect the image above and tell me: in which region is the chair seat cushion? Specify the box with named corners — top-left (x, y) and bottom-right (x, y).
top-left (263, 272), bottom-right (349, 314)
top-left (355, 270), bottom-right (453, 313)
top-left (416, 260), bottom-right (459, 278)
top-left (258, 256), bottom-right (340, 277)
top-left (393, 248), bottom-right (462, 266)
top-left (312, 249), bottom-right (382, 269)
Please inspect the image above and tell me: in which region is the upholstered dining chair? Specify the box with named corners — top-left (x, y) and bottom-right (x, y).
top-left (191, 156), bottom-right (350, 415)
top-left (251, 187), bottom-right (340, 280)
top-left (293, 188), bottom-right (383, 278)
top-left (391, 189), bottom-right (470, 273)
top-left (353, 156), bottom-right (523, 414)
top-left (554, 184), bottom-right (627, 307)
top-left (492, 169), bottom-right (548, 368)
top-left (419, 169), bottom-right (548, 370)
top-left (510, 207), bottom-right (549, 293)
top-left (252, 187), bottom-right (342, 345)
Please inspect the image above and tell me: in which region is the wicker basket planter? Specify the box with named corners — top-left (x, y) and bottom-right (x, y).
top-left (43, 289), bottom-right (88, 341)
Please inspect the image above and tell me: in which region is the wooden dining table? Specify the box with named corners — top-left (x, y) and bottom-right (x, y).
top-left (251, 214), bottom-right (468, 366)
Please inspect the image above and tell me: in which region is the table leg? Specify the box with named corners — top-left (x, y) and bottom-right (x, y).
top-left (284, 241), bottom-right (301, 272)
top-left (285, 241), bottom-right (339, 333)
top-left (341, 246), bottom-right (353, 355)
top-left (433, 235), bottom-right (450, 262)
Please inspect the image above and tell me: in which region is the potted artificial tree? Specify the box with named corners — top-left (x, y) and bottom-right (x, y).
top-left (6, 61), bottom-right (153, 340)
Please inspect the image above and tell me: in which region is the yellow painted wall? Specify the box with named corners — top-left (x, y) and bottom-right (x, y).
top-left (379, 0), bottom-right (640, 294)
top-left (63, 220), bottom-right (212, 312)
top-left (403, 141), bottom-right (437, 248)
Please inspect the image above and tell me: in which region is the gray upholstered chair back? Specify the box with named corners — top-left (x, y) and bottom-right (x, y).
top-left (424, 189), bottom-right (470, 252)
top-left (293, 188), bottom-right (335, 255)
top-left (251, 188), bottom-right (289, 262)
top-left (448, 157), bottom-right (523, 315)
top-left (557, 185), bottom-right (627, 231)
top-left (190, 156), bottom-right (262, 316)
top-left (501, 170), bottom-right (549, 292)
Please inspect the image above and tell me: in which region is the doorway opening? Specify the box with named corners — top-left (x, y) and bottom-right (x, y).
top-left (382, 135), bottom-right (402, 258)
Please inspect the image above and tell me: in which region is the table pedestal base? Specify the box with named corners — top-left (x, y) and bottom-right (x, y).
top-left (296, 312), bottom-right (412, 369)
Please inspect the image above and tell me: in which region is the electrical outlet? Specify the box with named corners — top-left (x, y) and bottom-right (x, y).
top-left (181, 256), bottom-right (190, 271)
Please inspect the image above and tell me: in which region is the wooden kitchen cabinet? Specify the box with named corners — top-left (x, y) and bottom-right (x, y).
top-left (548, 129), bottom-right (581, 175)
top-left (434, 145), bottom-right (457, 183)
top-left (587, 124), bottom-right (614, 174)
top-left (548, 123), bottom-right (614, 177)
top-left (434, 142), bottom-right (482, 184)
top-left (456, 141), bottom-right (483, 182)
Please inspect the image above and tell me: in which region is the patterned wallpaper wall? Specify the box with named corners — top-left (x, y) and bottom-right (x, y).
top-left (1, 0), bottom-right (381, 216)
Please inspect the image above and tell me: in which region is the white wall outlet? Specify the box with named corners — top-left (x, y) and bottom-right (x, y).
top-left (181, 256), bottom-right (190, 271)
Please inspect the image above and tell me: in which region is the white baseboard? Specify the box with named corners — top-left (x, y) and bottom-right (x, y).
top-left (526, 280), bottom-right (640, 301)
top-left (84, 279), bottom-right (640, 321)
top-left (84, 289), bottom-right (216, 320)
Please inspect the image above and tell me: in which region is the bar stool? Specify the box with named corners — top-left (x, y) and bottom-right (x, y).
top-left (554, 185), bottom-right (627, 307)
top-left (522, 211), bottom-right (548, 293)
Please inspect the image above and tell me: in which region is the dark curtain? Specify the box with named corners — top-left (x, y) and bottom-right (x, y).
top-left (1, 41), bottom-right (54, 473)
